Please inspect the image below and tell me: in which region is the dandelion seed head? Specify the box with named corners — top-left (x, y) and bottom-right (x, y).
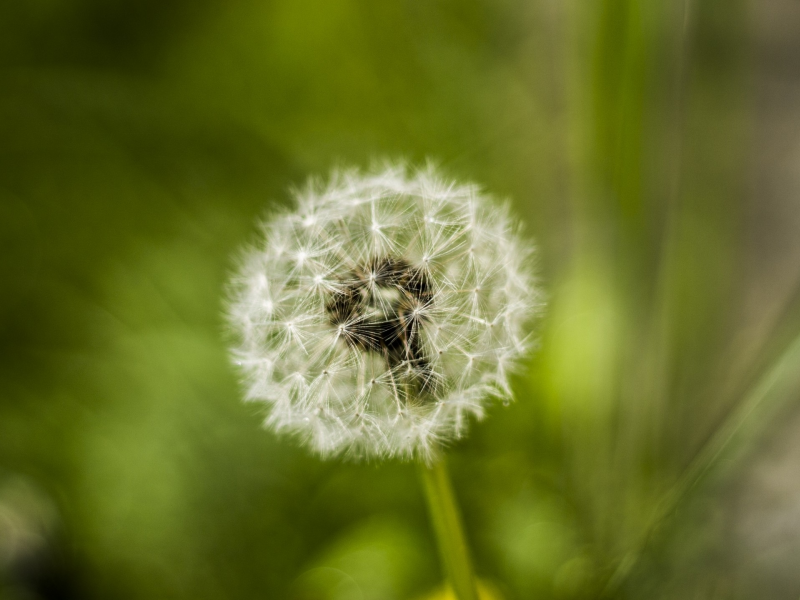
top-left (227, 163), bottom-right (541, 461)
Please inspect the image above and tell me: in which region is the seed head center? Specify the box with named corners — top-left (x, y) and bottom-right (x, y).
top-left (324, 255), bottom-right (434, 394)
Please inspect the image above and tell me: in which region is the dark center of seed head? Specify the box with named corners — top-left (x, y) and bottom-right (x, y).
top-left (324, 256), bottom-right (435, 395)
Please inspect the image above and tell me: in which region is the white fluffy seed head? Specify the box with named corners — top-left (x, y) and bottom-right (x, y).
top-left (227, 163), bottom-right (541, 461)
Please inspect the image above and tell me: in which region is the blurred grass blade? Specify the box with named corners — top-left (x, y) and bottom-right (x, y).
top-left (603, 329), bottom-right (800, 595)
top-left (657, 332), bottom-right (800, 521)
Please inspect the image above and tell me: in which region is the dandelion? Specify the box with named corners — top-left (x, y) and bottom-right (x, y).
top-left (227, 163), bottom-right (539, 461)
top-left (226, 162), bottom-right (540, 600)
top-left (227, 163), bottom-right (539, 462)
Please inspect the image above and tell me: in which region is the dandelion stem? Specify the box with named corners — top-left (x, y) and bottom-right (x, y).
top-left (419, 457), bottom-right (479, 600)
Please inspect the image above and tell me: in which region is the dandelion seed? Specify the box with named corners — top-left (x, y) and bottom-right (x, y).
top-left (227, 163), bottom-right (541, 461)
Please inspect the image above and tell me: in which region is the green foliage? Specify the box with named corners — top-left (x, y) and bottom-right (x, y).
top-left (1, 1), bottom-right (797, 599)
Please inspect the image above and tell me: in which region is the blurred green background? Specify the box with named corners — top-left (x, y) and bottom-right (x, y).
top-left (3, 1), bottom-right (800, 599)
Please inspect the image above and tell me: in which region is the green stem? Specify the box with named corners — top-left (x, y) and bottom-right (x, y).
top-left (419, 458), bottom-right (479, 600)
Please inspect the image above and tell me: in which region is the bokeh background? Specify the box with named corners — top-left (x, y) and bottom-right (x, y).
top-left (3, 1), bottom-right (800, 599)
